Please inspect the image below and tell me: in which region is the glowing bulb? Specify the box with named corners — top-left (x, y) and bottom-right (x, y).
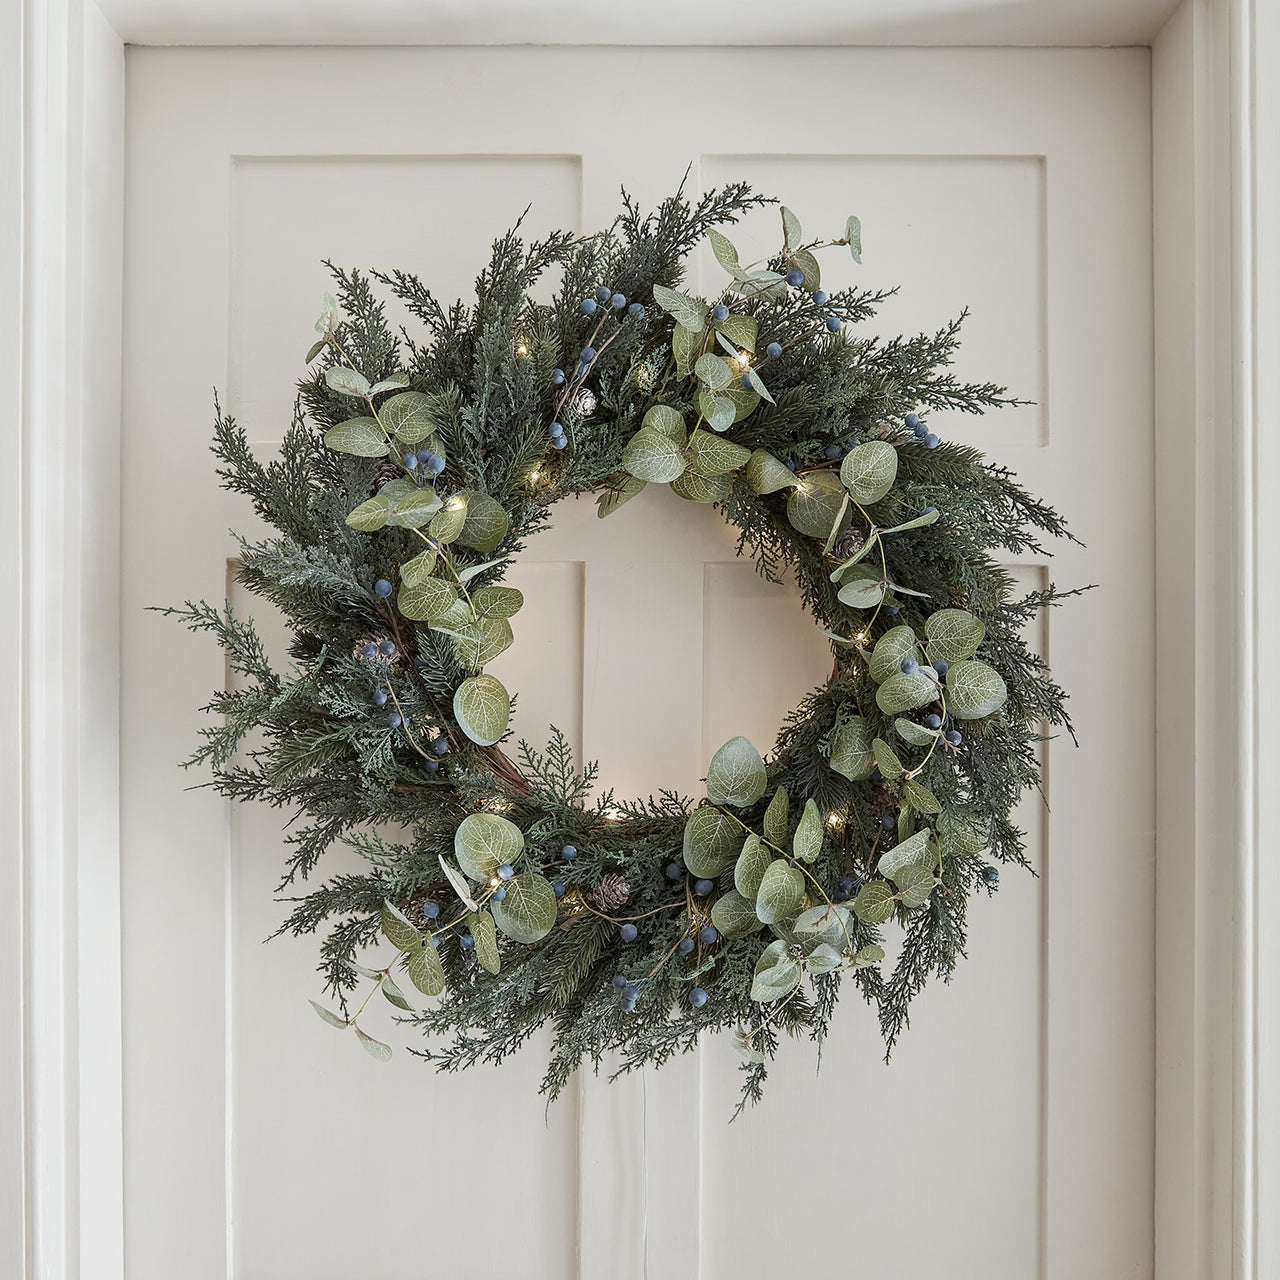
top-left (825, 811), bottom-right (844, 830)
top-left (515, 340), bottom-right (528, 356)
top-left (738, 350), bottom-right (751, 367)
top-left (490, 876), bottom-right (501, 888)
top-left (530, 470), bottom-right (541, 483)
top-left (602, 806), bottom-right (623, 822)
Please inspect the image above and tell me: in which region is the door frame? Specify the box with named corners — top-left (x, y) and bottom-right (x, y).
top-left (2, 3), bottom-right (1273, 1278)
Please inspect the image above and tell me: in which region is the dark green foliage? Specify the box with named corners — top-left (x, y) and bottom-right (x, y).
top-left (165, 182), bottom-right (1075, 1117)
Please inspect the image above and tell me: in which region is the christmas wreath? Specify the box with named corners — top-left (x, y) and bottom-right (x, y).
top-left (167, 182), bottom-right (1075, 1114)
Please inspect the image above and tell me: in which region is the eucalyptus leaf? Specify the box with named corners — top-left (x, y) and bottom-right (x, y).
top-left (750, 939), bottom-right (801, 1002)
top-left (792, 798), bottom-right (823, 863)
top-left (854, 943), bottom-right (885, 968)
top-left (805, 943), bottom-right (844, 974)
top-left (743, 366), bottom-right (776, 405)
top-left (472, 585), bottom-right (523, 619)
top-left (925, 608), bottom-right (986, 664)
top-left (622, 427), bottom-right (688, 483)
top-left (380, 900), bottom-right (422, 951)
top-left (745, 449), bottom-right (801, 495)
top-left (877, 829), bottom-right (935, 884)
top-left (938, 804), bottom-right (991, 855)
top-left (903, 777), bottom-right (941, 815)
top-left (781, 206), bottom-right (803, 250)
top-left (716, 313), bottom-right (756, 352)
top-left (734, 833), bottom-right (772, 900)
top-left (733, 1027), bottom-right (766, 1064)
top-left (429, 498), bottom-right (468, 544)
top-left (673, 323), bottom-right (701, 378)
top-left (455, 491), bottom-right (510, 553)
top-left (787, 471), bottom-right (851, 540)
top-left (762, 787), bottom-right (789, 851)
top-left (346, 494), bottom-right (390, 531)
top-left (355, 1027), bottom-right (392, 1062)
top-left (697, 390), bottom-right (737, 433)
top-left (875, 670), bottom-right (939, 715)
top-left (946, 659), bottom-right (1008, 719)
top-left (642, 404), bottom-right (687, 444)
top-left (671, 469), bottom-right (731, 503)
top-left (400, 546), bottom-right (438, 586)
top-left (454, 811), bottom-right (524, 882)
top-left (895, 717), bottom-right (939, 747)
top-left (438, 855), bottom-right (479, 912)
top-left (385, 487), bottom-right (442, 529)
top-left (406, 940), bottom-right (446, 996)
top-left (653, 284), bottom-right (708, 333)
top-left (597, 474), bottom-right (647, 517)
top-left (711, 889), bottom-right (765, 940)
top-left (829, 715), bottom-right (875, 782)
top-left (491, 872), bottom-right (557, 944)
top-left (688, 429), bottom-right (751, 476)
top-left (708, 227), bottom-right (741, 272)
top-left (846, 215), bottom-right (862, 263)
top-left (869, 626), bottom-right (921, 684)
top-left (705, 736), bottom-right (767, 808)
top-left (896, 862), bottom-right (937, 910)
top-left (324, 418), bottom-right (387, 457)
top-left (305, 339), bottom-right (326, 363)
top-left (309, 999), bottom-right (348, 1029)
top-left (315, 291), bottom-right (339, 335)
top-left (449, 616), bottom-right (514, 670)
top-left (880, 509), bottom-right (940, 536)
top-left (852, 881), bottom-right (896, 924)
top-left (468, 910), bottom-right (500, 974)
top-left (453, 674), bottom-right (511, 746)
top-left (837, 565), bottom-right (885, 609)
top-left (872, 738), bottom-right (904, 779)
top-left (381, 974), bottom-right (413, 1011)
top-left (380, 391), bottom-right (436, 444)
top-left (790, 247), bottom-right (821, 291)
top-left (695, 352), bottom-right (734, 392)
top-left (683, 806), bottom-right (743, 878)
top-left (840, 440), bottom-right (898, 504)
top-left (325, 365), bottom-right (371, 399)
top-left (397, 578), bottom-right (458, 623)
top-left (754, 859), bottom-right (805, 926)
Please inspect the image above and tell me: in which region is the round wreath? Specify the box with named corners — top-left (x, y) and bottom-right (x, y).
top-left (169, 182), bottom-right (1074, 1113)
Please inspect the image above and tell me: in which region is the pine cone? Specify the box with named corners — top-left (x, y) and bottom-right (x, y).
top-left (831, 528), bottom-right (865, 560)
top-left (570, 387), bottom-right (597, 418)
top-left (590, 872), bottom-right (630, 912)
top-left (372, 458), bottom-right (401, 491)
top-left (353, 630), bottom-right (398, 664)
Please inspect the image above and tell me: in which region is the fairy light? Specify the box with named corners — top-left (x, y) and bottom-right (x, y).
top-left (737, 350), bottom-right (751, 368)
top-left (825, 811), bottom-right (844, 830)
top-left (530, 470), bottom-right (542, 483)
top-left (602, 806), bottom-right (623, 822)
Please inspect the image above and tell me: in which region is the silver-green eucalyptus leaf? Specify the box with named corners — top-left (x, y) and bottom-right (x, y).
top-left (705, 736), bottom-right (767, 808)
top-left (453, 674), bottom-right (511, 747)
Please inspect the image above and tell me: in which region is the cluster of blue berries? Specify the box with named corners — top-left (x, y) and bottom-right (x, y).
top-left (904, 411), bottom-right (940, 450)
top-left (361, 638), bottom-right (396, 662)
top-left (580, 284), bottom-right (643, 318)
top-left (401, 449), bottom-right (447, 477)
top-left (836, 874), bottom-right (861, 899)
top-left (781, 272), bottom-right (843, 333)
top-left (546, 420), bottom-right (568, 450)
top-left (900, 656), bottom-right (964, 745)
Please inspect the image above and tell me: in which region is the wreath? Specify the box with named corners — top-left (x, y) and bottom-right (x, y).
top-left (167, 181), bottom-right (1075, 1114)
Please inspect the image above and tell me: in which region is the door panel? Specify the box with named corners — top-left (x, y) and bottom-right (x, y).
top-left (121, 46), bottom-right (1153, 1279)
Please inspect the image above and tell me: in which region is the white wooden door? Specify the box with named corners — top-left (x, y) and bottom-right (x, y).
top-left (120, 46), bottom-right (1153, 1279)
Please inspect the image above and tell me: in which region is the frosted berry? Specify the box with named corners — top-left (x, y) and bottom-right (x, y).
top-left (460, 933), bottom-right (474, 950)
top-left (981, 865), bottom-right (1000, 885)
top-left (881, 814), bottom-right (896, 831)
top-left (402, 452), bottom-right (418, 470)
top-left (612, 974), bottom-right (628, 990)
top-left (595, 286), bottom-right (612, 304)
top-left (742, 371), bottom-right (754, 388)
top-left (374, 578), bottom-right (393, 598)
top-left (491, 887), bottom-right (507, 902)
top-left (552, 436), bottom-right (568, 450)
top-left (812, 290), bottom-right (828, 306)
top-left (549, 421), bottom-right (565, 437)
top-left (901, 657), bottom-right (918, 675)
top-left (580, 298), bottom-right (597, 315)
top-left (785, 268), bottom-right (804, 286)
top-left (552, 368), bottom-right (566, 385)
top-left (623, 983), bottom-right (639, 1001)
top-left (883, 604), bottom-right (900, 617)
top-left (628, 302), bottom-right (644, 317)
top-left (424, 759), bottom-right (439, 773)
top-left (619, 923), bottom-right (638, 943)
top-left (562, 844), bottom-right (577, 860)
top-left (932, 658), bottom-right (949, 677)
top-left (373, 689), bottom-right (388, 707)
top-left (497, 864), bottom-right (514, 880)
top-left (946, 730), bottom-right (963, 747)
top-left (924, 713), bottom-right (942, 730)
top-left (914, 421), bottom-right (929, 439)
top-left (688, 987), bottom-right (708, 1008)
top-left (825, 315), bottom-right (843, 333)
top-left (766, 342), bottom-right (782, 359)
top-left (387, 711), bottom-right (402, 729)
top-left (430, 736), bottom-right (450, 756)
top-left (836, 876), bottom-right (856, 898)
top-left (904, 412), bottom-right (921, 429)
top-left (666, 863), bottom-right (682, 880)
top-left (552, 880), bottom-right (566, 897)
top-left (580, 346), bottom-right (597, 362)
top-left (362, 642), bottom-right (378, 661)
top-left (824, 445), bottom-right (842, 460)
top-left (620, 994), bottom-right (638, 1014)
top-left (421, 901), bottom-right (440, 920)
top-left (923, 505), bottom-right (938, 516)
top-left (711, 304), bottom-right (730, 322)
top-left (677, 937), bottom-right (695, 956)
top-left (694, 879), bottom-right (713, 896)
top-left (699, 925), bottom-right (718, 945)
top-left (426, 453), bottom-right (447, 475)
top-left (378, 640), bottom-right (396, 657)
top-left (924, 433), bottom-right (940, 449)
top-left (784, 459), bottom-right (797, 472)
top-left (610, 293), bottom-right (627, 310)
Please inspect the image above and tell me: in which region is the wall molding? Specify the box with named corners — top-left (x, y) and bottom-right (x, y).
top-left (2, 4), bottom-right (1268, 1277)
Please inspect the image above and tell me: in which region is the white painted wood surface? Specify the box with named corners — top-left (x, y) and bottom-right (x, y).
top-left (118, 45), bottom-right (1154, 1279)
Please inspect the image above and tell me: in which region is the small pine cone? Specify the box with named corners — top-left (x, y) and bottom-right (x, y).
top-left (590, 872), bottom-right (630, 912)
top-left (569, 387), bottom-right (597, 418)
top-left (372, 458), bottom-right (401, 491)
top-left (831, 528), bottom-right (865, 561)
top-left (871, 788), bottom-right (898, 820)
top-left (353, 630), bottom-right (397, 664)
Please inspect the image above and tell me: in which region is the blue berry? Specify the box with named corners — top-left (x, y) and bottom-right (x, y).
top-left (580, 346), bottom-right (597, 362)
top-left (362, 642), bottom-right (378, 661)
top-left (387, 711), bottom-right (402, 729)
top-left (742, 371), bottom-right (754, 388)
top-left (870, 768), bottom-right (884, 784)
top-left (610, 293), bottom-right (626, 310)
top-left (552, 368), bottom-right (566, 385)
top-left (549, 421), bottom-right (564, 437)
top-left (711, 304), bottom-right (730, 322)
top-left (836, 876), bottom-right (855, 898)
top-left (688, 986), bottom-right (708, 1008)
top-left (981, 865), bottom-right (1000, 885)
top-left (900, 657), bottom-right (918, 675)
top-left (812, 290), bottom-right (828, 306)
top-left (460, 933), bottom-right (474, 950)
top-left (595, 286), bottom-right (612, 304)
top-left (904, 412), bottom-right (921, 429)
top-left (424, 759), bottom-right (439, 772)
top-left (623, 984), bottom-right (639, 1001)
top-left (699, 925), bottom-right (718, 945)
top-left (552, 880), bottom-right (566, 897)
top-left (580, 298), bottom-right (597, 315)
top-left (430, 736), bottom-right (449, 756)
top-left (552, 436), bottom-right (568, 450)
top-left (924, 713), bottom-right (942, 730)
top-left (825, 315), bottom-right (843, 333)
top-left (666, 863), bottom-right (682, 880)
top-left (374, 578), bottom-right (393, 597)
top-left (914, 421), bottom-right (929, 439)
top-left (628, 302), bottom-right (644, 317)
top-left (824, 444), bottom-right (842, 460)
top-left (619, 923), bottom-right (638, 943)
top-left (924, 433), bottom-right (940, 449)
top-left (426, 453), bottom-right (446, 475)
top-left (612, 974), bottom-right (628, 990)
top-left (378, 640), bottom-right (396, 657)
top-left (497, 864), bottom-right (514, 880)
top-left (883, 605), bottom-right (900, 617)
top-left (923, 505), bottom-right (938, 516)
top-left (491, 887), bottom-right (507, 902)
top-left (946, 730), bottom-right (963, 746)
top-left (881, 814), bottom-right (896, 831)
top-left (766, 342), bottom-right (782, 360)
top-left (620, 994), bottom-right (638, 1013)
top-left (694, 879), bottom-right (713, 896)
top-left (402, 452), bottom-right (418, 469)
top-left (932, 658), bottom-right (949, 677)
top-left (373, 689), bottom-right (388, 707)
top-left (677, 937), bottom-right (695, 956)
top-left (784, 459), bottom-right (797, 472)
top-left (785, 268), bottom-right (804, 287)
top-left (421, 901), bottom-right (439, 920)
top-left (562, 844), bottom-right (577, 860)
